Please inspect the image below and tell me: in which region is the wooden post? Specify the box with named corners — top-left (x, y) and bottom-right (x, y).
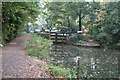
top-left (55, 32), bottom-right (57, 44)
top-left (66, 33), bottom-right (68, 43)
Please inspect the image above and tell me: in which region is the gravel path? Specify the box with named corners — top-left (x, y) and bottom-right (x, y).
top-left (2, 34), bottom-right (52, 78)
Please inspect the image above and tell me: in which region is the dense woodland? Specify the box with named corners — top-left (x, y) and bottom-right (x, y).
top-left (1, 1), bottom-right (120, 79)
top-left (2, 2), bottom-right (120, 48)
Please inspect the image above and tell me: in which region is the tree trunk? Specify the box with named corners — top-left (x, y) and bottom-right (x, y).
top-left (78, 11), bottom-right (82, 31)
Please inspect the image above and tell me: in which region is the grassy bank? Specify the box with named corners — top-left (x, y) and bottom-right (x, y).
top-left (25, 34), bottom-right (74, 78)
top-left (25, 34), bottom-right (53, 60)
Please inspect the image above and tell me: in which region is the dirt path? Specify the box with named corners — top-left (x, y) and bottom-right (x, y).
top-left (2, 34), bottom-right (52, 78)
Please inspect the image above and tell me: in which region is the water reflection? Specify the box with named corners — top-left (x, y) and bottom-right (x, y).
top-left (50, 44), bottom-right (119, 78)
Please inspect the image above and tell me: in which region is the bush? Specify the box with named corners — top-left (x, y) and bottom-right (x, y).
top-left (68, 34), bottom-right (87, 44)
top-left (25, 34), bottom-right (53, 60)
top-left (89, 24), bottom-right (120, 47)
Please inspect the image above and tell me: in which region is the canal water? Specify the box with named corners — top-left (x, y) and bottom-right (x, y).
top-left (49, 44), bottom-right (119, 78)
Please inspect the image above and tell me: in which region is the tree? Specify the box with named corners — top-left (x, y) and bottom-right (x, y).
top-left (89, 2), bottom-right (120, 47)
top-left (44, 2), bottom-right (89, 31)
top-left (65, 2), bottom-right (89, 31)
top-left (2, 2), bottom-right (39, 44)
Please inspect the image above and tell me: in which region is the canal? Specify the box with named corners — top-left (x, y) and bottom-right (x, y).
top-left (49, 44), bottom-right (119, 79)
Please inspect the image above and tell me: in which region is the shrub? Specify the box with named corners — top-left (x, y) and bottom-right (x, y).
top-left (25, 34), bottom-right (53, 60)
top-left (69, 34), bottom-right (87, 44)
top-left (89, 24), bottom-right (120, 48)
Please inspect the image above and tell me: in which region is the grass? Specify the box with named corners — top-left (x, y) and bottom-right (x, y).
top-left (25, 34), bottom-right (53, 60)
top-left (49, 65), bottom-right (76, 78)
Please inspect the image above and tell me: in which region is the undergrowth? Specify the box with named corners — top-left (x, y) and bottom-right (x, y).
top-left (25, 34), bottom-right (53, 60)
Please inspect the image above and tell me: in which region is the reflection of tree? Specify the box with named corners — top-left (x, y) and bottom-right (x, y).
top-left (79, 50), bottom-right (118, 78)
top-left (51, 45), bottom-right (119, 78)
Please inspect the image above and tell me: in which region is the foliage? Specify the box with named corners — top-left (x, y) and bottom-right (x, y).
top-left (88, 2), bottom-right (120, 47)
top-left (2, 2), bottom-right (39, 44)
top-left (50, 65), bottom-right (71, 78)
top-left (42, 2), bottom-right (89, 31)
top-left (25, 34), bottom-right (53, 60)
top-left (78, 40), bottom-right (87, 44)
top-left (42, 2), bottom-right (120, 47)
top-left (69, 34), bottom-right (87, 44)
